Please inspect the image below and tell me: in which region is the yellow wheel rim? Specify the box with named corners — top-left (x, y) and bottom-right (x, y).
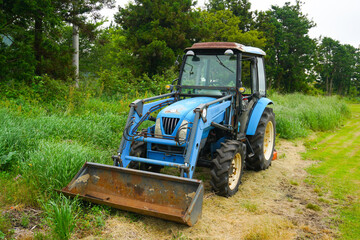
top-left (229, 153), bottom-right (242, 190)
top-left (263, 121), bottom-right (274, 160)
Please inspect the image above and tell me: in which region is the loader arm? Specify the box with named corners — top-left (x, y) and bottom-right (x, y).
top-left (117, 93), bottom-right (177, 167)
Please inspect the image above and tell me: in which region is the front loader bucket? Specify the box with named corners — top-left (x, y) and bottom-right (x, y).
top-left (60, 162), bottom-right (204, 226)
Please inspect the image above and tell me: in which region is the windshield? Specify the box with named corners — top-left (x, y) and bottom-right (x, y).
top-left (180, 54), bottom-right (237, 88)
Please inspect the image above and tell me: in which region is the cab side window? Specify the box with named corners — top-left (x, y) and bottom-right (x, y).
top-left (241, 56), bottom-right (253, 94)
top-left (257, 57), bottom-right (266, 96)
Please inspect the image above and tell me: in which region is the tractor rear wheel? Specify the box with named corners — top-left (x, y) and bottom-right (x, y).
top-left (247, 107), bottom-right (275, 171)
top-left (129, 141), bottom-right (162, 173)
top-left (210, 140), bottom-right (246, 197)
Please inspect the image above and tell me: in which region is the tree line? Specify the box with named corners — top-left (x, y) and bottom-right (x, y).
top-left (1, 0), bottom-right (359, 96)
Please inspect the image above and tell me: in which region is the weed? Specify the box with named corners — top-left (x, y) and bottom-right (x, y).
top-left (0, 213), bottom-right (12, 239)
top-left (306, 203), bottom-right (321, 211)
top-left (124, 212), bottom-right (143, 222)
top-left (21, 213), bottom-right (30, 228)
top-left (43, 195), bottom-right (79, 240)
top-left (290, 180), bottom-right (299, 186)
top-left (33, 231), bottom-right (50, 240)
top-left (318, 198), bottom-right (331, 204)
top-left (295, 208), bottom-right (303, 214)
top-left (76, 204), bottom-right (110, 237)
top-left (242, 201), bottom-right (259, 213)
top-left (313, 187), bottom-right (324, 196)
top-left (171, 231), bottom-right (189, 240)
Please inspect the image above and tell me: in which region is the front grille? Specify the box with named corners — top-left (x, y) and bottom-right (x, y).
top-left (152, 144), bottom-right (184, 154)
top-left (162, 117), bottom-right (180, 135)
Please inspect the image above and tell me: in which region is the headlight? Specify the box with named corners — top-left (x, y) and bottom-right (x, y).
top-left (178, 120), bottom-right (188, 141)
top-left (201, 108), bottom-right (207, 122)
top-left (155, 118), bottom-right (161, 137)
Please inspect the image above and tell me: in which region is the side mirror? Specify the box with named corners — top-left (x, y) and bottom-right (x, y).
top-left (174, 55), bottom-right (180, 66)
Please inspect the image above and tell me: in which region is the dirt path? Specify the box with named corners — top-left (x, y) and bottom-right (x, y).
top-left (81, 139), bottom-right (335, 240)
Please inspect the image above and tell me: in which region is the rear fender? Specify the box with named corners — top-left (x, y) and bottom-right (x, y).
top-left (246, 98), bottom-right (273, 136)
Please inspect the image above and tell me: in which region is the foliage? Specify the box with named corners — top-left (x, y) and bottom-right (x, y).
top-left (0, 213), bottom-right (12, 239)
top-left (198, 10), bottom-right (265, 48)
top-left (317, 37), bottom-right (359, 96)
top-left (43, 195), bottom-right (80, 240)
top-left (115, 0), bottom-right (198, 76)
top-left (206, 0), bottom-right (254, 31)
top-left (2, 0), bottom-right (359, 95)
top-left (0, 0), bottom-right (114, 82)
top-left (256, 1), bottom-right (317, 92)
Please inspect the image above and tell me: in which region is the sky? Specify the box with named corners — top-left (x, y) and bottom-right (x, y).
top-left (100, 0), bottom-right (360, 48)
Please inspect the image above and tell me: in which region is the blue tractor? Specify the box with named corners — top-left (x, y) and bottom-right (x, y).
top-left (61, 42), bottom-right (276, 226)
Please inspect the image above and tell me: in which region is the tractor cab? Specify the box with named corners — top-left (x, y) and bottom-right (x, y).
top-left (179, 42), bottom-right (266, 100)
top-left (174, 42), bottom-right (268, 136)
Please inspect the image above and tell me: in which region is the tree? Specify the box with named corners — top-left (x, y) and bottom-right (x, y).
top-left (0, 0), bottom-right (114, 83)
top-left (317, 37), bottom-right (340, 95)
top-left (53, 0), bottom-right (114, 86)
top-left (256, 1), bottom-right (316, 92)
top-left (114, 0), bottom-right (199, 76)
top-left (198, 10), bottom-right (265, 48)
top-left (206, 0), bottom-right (253, 32)
top-left (317, 37), bottom-right (358, 96)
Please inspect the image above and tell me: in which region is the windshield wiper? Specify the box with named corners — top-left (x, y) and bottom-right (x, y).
top-left (216, 55), bottom-right (234, 73)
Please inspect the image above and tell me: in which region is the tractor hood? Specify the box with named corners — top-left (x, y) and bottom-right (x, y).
top-left (158, 97), bottom-right (217, 122)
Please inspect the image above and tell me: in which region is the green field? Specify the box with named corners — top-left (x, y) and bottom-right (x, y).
top-left (304, 104), bottom-right (360, 239)
top-left (0, 93), bottom-right (354, 239)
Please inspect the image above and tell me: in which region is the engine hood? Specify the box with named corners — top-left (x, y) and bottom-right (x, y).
top-left (158, 97), bottom-right (216, 121)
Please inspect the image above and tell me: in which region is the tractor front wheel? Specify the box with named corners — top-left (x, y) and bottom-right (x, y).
top-left (210, 140), bottom-right (246, 197)
top-left (247, 107), bottom-right (276, 171)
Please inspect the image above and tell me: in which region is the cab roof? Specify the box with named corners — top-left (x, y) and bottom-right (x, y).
top-left (186, 42), bottom-right (266, 56)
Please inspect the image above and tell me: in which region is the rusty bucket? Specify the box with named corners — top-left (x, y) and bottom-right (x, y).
top-left (60, 162), bottom-right (204, 226)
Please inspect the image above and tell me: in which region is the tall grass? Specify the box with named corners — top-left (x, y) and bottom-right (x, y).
top-left (271, 93), bottom-right (350, 139)
top-left (23, 140), bottom-right (110, 194)
top-left (0, 97), bottom-right (131, 198)
top-left (0, 92), bottom-right (351, 205)
top-left (43, 194), bottom-right (79, 240)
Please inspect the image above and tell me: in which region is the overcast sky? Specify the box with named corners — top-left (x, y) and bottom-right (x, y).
top-left (101, 0), bottom-right (360, 48)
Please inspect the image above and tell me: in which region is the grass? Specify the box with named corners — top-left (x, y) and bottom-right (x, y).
top-left (43, 195), bottom-right (80, 240)
top-left (0, 213), bottom-right (12, 239)
top-left (0, 90), bottom-right (352, 237)
top-left (303, 104), bottom-right (360, 239)
top-left (241, 201), bottom-right (259, 213)
top-left (243, 217), bottom-right (294, 240)
top-left (271, 93), bottom-right (350, 139)
top-left (306, 203), bottom-right (321, 211)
